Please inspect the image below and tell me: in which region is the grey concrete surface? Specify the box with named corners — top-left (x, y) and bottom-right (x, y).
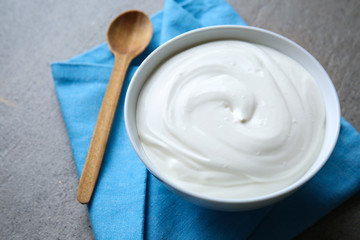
top-left (0, 0), bottom-right (359, 239)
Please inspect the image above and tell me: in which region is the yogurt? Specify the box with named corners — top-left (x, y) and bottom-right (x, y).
top-left (136, 40), bottom-right (326, 199)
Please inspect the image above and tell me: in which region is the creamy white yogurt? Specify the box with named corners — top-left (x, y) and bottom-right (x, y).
top-left (136, 40), bottom-right (326, 199)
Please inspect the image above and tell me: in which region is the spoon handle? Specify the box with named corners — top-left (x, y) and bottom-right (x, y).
top-left (77, 54), bottom-right (131, 204)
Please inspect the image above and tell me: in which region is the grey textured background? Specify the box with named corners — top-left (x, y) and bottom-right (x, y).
top-left (0, 0), bottom-right (359, 239)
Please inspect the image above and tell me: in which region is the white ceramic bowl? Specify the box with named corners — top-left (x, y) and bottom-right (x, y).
top-left (124, 25), bottom-right (341, 211)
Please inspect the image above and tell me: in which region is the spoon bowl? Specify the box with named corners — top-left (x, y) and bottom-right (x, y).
top-left (77, 10), bottom-right (153, 204)
top-left (108, 10), bottom-right (153, 56)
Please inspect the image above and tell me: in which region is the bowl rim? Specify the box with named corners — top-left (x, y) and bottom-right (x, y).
top-left (125, 25), bottom-right (341, 205)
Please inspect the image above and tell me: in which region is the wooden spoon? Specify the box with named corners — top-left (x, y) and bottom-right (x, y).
top-left (77, 10), bottom-right (153, 204)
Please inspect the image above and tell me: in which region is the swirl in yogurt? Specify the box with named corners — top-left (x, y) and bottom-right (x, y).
top-left (136, 40), bottom-right (326, 199)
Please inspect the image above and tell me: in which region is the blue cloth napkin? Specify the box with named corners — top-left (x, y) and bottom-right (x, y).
top-left (51, 0), bottom-right (360, 239)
